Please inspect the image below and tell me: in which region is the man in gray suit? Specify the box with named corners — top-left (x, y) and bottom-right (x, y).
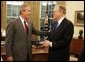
top-left (6, 4), bottom-right (42, 61)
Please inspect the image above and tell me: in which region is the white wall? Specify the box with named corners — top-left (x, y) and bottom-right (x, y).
top-left (65, 1), bottom-right (84, 38)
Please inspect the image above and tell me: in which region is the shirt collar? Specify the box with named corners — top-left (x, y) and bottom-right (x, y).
top-left (57, 16), bottom-right (65, 26)
top-left (19, 15), bottom-right (25, 24)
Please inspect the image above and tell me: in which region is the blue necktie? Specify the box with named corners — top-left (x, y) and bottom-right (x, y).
top-left (51, 21), bottom-right (58, 31)
top-left (50, 21), bottom-right (58, 39)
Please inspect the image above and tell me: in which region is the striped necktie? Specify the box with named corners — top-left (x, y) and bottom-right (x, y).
top-left (24, 21), bottom-right (29, 35)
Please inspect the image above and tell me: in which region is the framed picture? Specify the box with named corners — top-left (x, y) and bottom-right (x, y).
top-left (74, 10), bottom-right (84, 26)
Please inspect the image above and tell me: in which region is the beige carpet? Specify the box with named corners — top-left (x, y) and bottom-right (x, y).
top-left (69, 55), bottom-right (78, 61)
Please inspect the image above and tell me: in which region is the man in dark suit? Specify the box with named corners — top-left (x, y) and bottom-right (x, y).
top-left (40, 5), bottom-right (74, 61)
top-left (6, 4), bottom-right (42, 61)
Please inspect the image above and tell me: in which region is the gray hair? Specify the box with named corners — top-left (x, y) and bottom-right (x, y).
top-left (19, 4), bottom-right (30, 15)
top-left (54, 5), bottom-right (66, 15)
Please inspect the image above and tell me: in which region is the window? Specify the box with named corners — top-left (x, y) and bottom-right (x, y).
top-left (40, 1), bottom-right (57, 40)
top-left (6, 1), bottom-right (24, 23)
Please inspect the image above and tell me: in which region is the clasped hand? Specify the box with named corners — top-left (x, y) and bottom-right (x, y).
top-left (39, 40), bottom-right (50, 48)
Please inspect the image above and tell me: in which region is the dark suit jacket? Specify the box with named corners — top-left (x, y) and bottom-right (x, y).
top-left (47, 18), bottom-right (74, 61)
top-left (5, 18), bottom-right (41, 61)
top-left (78, 49), bottom-right (84, 61)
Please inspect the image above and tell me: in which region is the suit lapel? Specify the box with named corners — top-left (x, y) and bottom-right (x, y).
top-left (55, 18), bottom-right (66, 32)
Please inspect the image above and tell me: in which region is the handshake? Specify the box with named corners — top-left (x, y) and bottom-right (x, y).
top-left (39, 40), bottom-right (52, 48)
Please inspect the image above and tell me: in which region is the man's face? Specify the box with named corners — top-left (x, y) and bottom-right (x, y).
top-left (21, 7), bottom-right (31, 20)
top-left (53, 6), bottom-right (61, 20)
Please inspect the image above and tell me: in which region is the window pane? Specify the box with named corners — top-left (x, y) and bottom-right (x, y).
top-left (7, 4), bottom-right (11, 8)
top-left (7, 8), bottom-right (11, 16)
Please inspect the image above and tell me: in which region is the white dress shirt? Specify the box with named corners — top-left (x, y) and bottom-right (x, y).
top-left (19, 16), bottom-right (28, 30)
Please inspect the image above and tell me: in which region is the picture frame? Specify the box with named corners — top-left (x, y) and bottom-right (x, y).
top-left (74, 10), bottom-right (84, 26)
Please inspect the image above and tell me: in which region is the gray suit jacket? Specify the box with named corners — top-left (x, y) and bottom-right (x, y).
top-left (6, 18), bottom-right (40, 61)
